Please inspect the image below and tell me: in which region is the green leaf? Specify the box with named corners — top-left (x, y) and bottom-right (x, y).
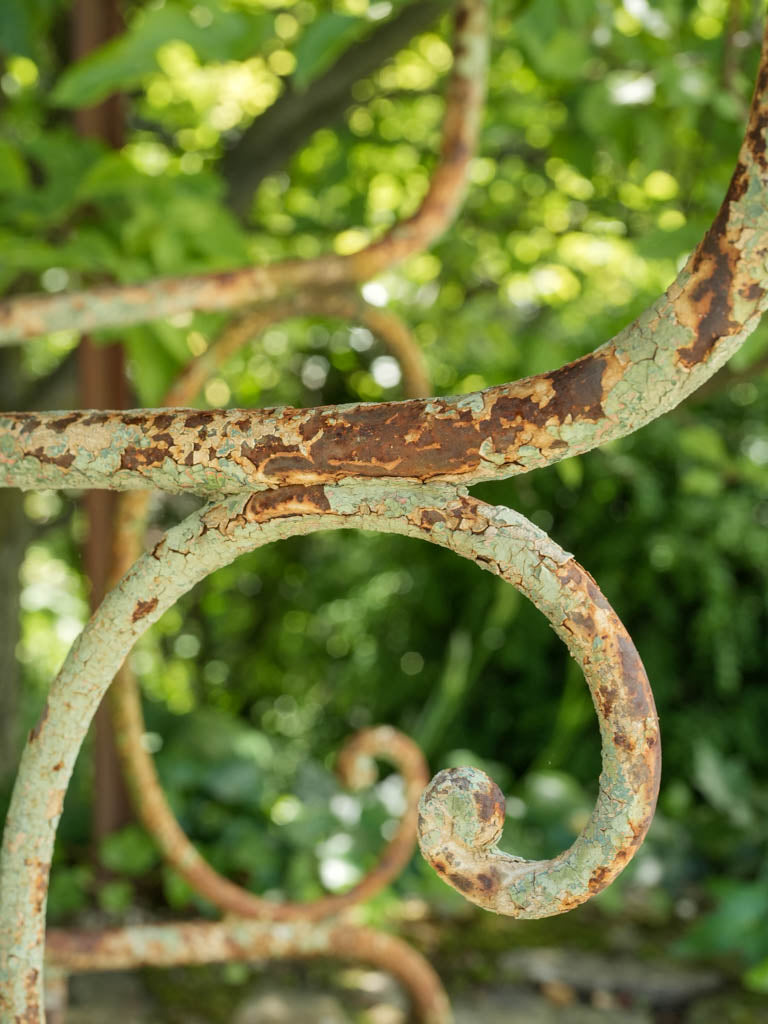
top-left (47, 865), bottom-right (93, 920)
top-left (100, 824), bottom-right (159, 877)
top-left (680, 467), bottom-right (723, 497)
top-left (0, 140), bottom-right (29, 194)
top-left (76, 152), bottom-right (147, 200)
top-left (52, 3), bottom-right (271, 108)
top-left (97, 879), bottom-right (135, 915)
top-left (516, 0), bottom-right (590, 81)
top-left (293, 14), bottom-right (365, 91)
top-left (555, 456), bottom-right (583, 490)
top-left (0, 0), bottom-right (34, 57)
top-left (745, 957), bottom-right (768, 993)
top-left (692, 740), bottom-right (754, 828)
top-left (123, 324), bottom-right (186, 404)
top-left (162, 866), bottom-right (197, 910)
top-left (678, 424), bottom-right (728, 464)
top-left (0, 229), bottom-right (60, 272)
top-left (679, 881), bottom-right (768, 962)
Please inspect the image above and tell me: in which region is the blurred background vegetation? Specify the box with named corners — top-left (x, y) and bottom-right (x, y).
top-left (2, 0), bottom-right (768, 1016)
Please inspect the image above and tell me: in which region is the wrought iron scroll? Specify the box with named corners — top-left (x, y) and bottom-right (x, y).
top-left (2, 2), bottom-right (768, 1020)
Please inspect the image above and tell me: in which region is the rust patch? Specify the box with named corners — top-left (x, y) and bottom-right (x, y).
top-left (747, 94), bottom-right (768, 173)
top-left (567, 609), bottom-right (596, 633)
top-left (472, 783), bottom-right (505, 825)
top-left (31, 447), bottom-right (75, 469)
top-left (49, 412), bottom-right (81, 433)
top-left (132, 597), bottom-right (159, 622)
top-left (726, 160), bottom-right (749, 203)
top-left (29, 700), bottom-right (49, 742)
top-left (742, 281), bottom-right (764, 301)
top-left (120, 445), bottom-right (170, 471)
top-left (448, 872), bottom-right (474, 893)
top-left (594, 684), bottom-right (617, 720)
top-left (261, 454), bottom-right (317, 477)
top-left (241, 436), bottom-right (301, 470)
top-left (677, 165), bottom-right (748, 369)
top-left (612, 729), bottom-right (634, 752)
top-left (25, 856), bottom-right (49, 916)
top-left (18, 972), bottom-right (39, 1024)
top-left (447, 772), bottom-right (471, 792)
top-left (244, 485), bottom-right (331, 523)
top-left (418, 508), bottom-right (447, 528)
top-left (588, 864), bottom-right (611, 892)
top-left (183, 410), bottom-right (217, 428)
top-left (80, 411), bottom-right (112, 426)
top-left (616, 633), bottom-right (652, 718)
top-left (546, 356), bottom-right (607, 422)
top-left (581, 571), bottom-right (613, 612)
top-left (16, 413), bottom-right (41, 434)
top-left (476, 871), bottom-right (499, 892)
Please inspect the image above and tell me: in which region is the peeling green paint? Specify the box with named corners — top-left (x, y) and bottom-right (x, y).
top-left (0, 488), bottom-right (659, 1012)
top-left (3, 6), bottom-right (768, 1019)
top-left (46, 918), bottom-right (451, 1024)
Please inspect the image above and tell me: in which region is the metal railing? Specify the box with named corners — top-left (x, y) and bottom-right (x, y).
top-left (2, 3), bottom-right (768, 1019)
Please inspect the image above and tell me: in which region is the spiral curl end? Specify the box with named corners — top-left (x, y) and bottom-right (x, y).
top-left (418, 766), bottom-right (506, 859)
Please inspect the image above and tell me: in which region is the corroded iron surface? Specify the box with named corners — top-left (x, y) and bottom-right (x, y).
top-left (0, 485), bottom-right (659, 1013)
top-left (2, 5), bottom-right (767, 1021)
top-left (109, 295), bottom-right (429, 924)
top-left (46, 918), bottom-right (451, 1024)
top-left (4, 21), bottom-right (768, 495)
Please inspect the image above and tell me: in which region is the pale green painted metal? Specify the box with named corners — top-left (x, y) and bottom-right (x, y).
top-left (0, 483), bottom-right (659, 1013)
top-left (4, 26), bottom-right (768, 496)
top-left (46, 918), bottom-right (451, 1024)
top-left (1, 9), bottom-right (767, 1021)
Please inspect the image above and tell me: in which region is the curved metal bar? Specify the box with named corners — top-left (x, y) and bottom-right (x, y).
top-left (109, 295), bottom-right (429, 922)
top-left (410, 502), bottom-right (660, 917)
top-left (0, 0), bottom-right (488, 345)
top-left (113, 699), bottom-right (428, 920)
top-left (4, 17), bottom-right (768, 495)
top-left (163, 289), bottom-right (431, 407)
top-left (0, 482), bottom-right (659, 1014)
top-left (46, 917), bottom-right (451, 1024)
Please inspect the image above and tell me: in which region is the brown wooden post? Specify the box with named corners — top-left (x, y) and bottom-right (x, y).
top-left (73, 0), bottom-right (133, 843)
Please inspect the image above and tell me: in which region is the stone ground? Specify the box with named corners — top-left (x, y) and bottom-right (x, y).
top-left (61, 947), bottom-right (768, 1024)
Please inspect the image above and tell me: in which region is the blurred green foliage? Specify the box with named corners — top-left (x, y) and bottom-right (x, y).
top-left (2, 0), bottom-right (768, 988)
